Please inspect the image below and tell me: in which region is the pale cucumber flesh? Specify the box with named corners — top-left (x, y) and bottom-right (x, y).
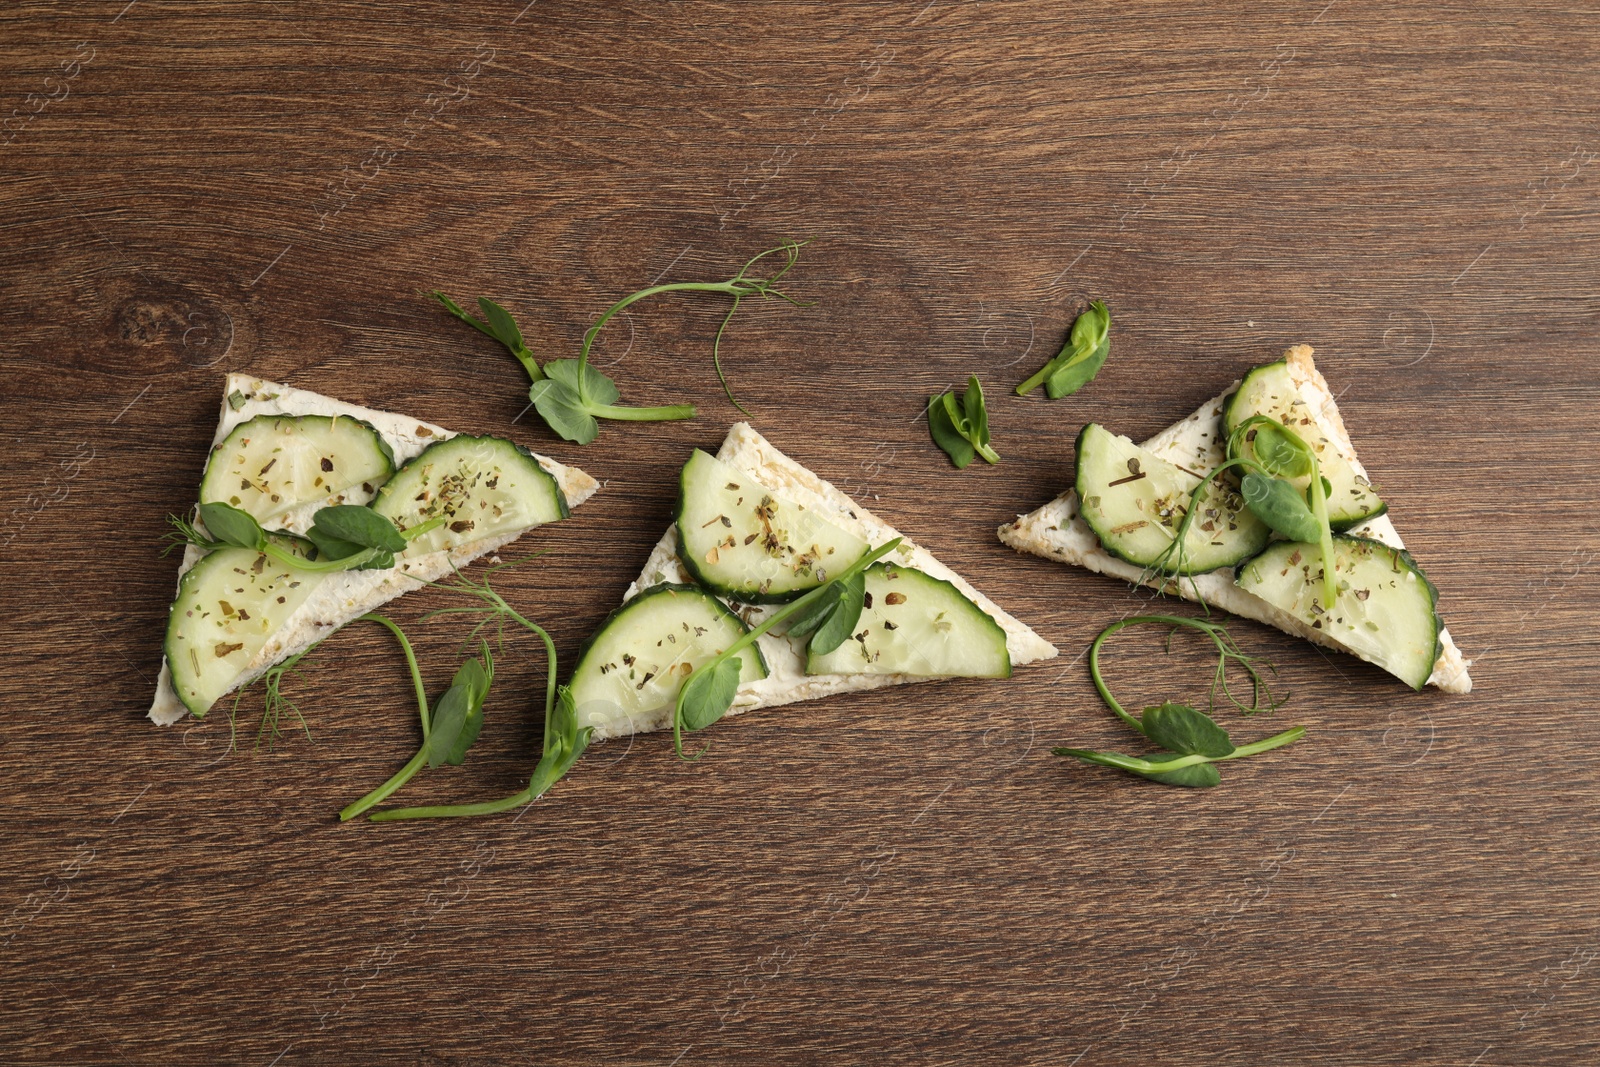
top-left (1075, 422), bottom-right (1270, 574)
top-left (1235, 535), bottom-right (1440, 690)
top-left (568, 583), bottom-right (769, 736)
top-left (677, 448), bottom-right (869, 602)
top-left (200, 414), bottom-right (395, 529)
top-left (1222, 361), bottom-right (1386, 530)
top-left (806, 563), bottom-right (1011, 678)
top-left (371, 435), bottom-right (568, 557)
top-left (164, 542), bottom-right (325, 716)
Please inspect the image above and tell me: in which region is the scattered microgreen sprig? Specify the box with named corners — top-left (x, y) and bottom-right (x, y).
top-left (365, 564), bottom-right (593, 822)
top-left (338, 615), bottom-right (494, 822)
top-left (928, 375), bottom-right (1000, 469)
top-left (1017, 300), bottom-right (1111, 398)
top-left (1053, 614), bottom-right (1306, 787)
top-left (433, 240), bottom-right (811, 444)
top-left (1139, 415), bottom-right (1338, 610)
top-left (219, 646), bottom-right (314, 752)
top-left (165, 502), bottom-right (443, 574)
top-left (672, 538), bottom-right (903, 759)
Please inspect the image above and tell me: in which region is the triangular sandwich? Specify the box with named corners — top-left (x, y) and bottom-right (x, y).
top-left (999, 345), bottom-right (1470, 693)
top-left (566, 423), bottom-right (1058, 741)
top-left (150, 373), bottom-right (598, 724)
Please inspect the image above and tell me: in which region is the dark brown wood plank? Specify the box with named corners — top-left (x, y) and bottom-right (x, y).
top-left (2, 1), bottom-right (1598, 1063)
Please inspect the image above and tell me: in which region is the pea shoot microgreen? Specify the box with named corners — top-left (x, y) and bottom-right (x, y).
top-left (1139, 415), bottom-right (1339, 610)
top-left (1053, 614), bottom-right (1306, 788)
top-left (1016, 300), bottom-right (1111, 398)
top-left (165, 502), bottom-right (443, 574)
top-left (338, 615), bottom-right (494, 822)
top-left (671, 538), bottom-right (903, 758)
top-left (363, 564), bottom-right (593, 822)
top-left (218, 647), bottom-right (314, 752)
top-left (927, 375), bottom-right (1000, 469)
top-left (432, 293), bottom-right (543, 382)
top-left (433, 240), bottom-right (811, 444)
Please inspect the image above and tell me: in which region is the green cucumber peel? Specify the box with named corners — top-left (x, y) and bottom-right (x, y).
top-left (1053, 614), bottom-right (1306, 788)
top-left (928, 375), bottom-right (1000, 469)
top-left (671, 537), bottom-right (903, 759)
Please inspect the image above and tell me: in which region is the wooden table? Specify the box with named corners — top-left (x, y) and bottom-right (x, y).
top-left (3, 2), bottom-right (1596, 1063)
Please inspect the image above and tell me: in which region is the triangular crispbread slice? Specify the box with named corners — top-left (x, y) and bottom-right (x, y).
top-left (998, 345), bottom-right (1471, 693)
top-left (149, 373), bottom-right (599, 725)
top-left (589, 422), bottom-right (1058, 741)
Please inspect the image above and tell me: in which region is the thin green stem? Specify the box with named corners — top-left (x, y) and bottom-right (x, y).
top-left (1015, 361), bottom-right (1055, 397)
top-left (340, 749), bottom-right (429, 822)
top-left (508, 345), bottom-right (541, 382)
top-left (338, 612), bottom-right (437, 821)
top-left (586, 402), bottom-right (697, 422)
top-left (577, 281), bottom-right (745, 377)
top-left (1086, 616), bottom-right (1163, 732)
top-left (263, 543), bottom-right (378, 573)
top-left (361, 613), bottom-right (429, 738)
top-left (1056, 726), bottom-right (1305, 774)
top-left (711, 294), bottom-right (752, 416)
top-left (368, 787), bottom-right (535, 822)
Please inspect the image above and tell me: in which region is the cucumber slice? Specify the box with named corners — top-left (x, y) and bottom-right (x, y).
top-left (568, 583), bottom-right (769, 736)
top-left (1075, 423), bottom-right (1270, 574)
top-left (164, 540), bottom-right (325, 716)
top-left (200, 414), bottom-right (396, 526)
top-left (1235, 535), bottom-right (1441, 690)
top-left (371, 435), bottom-right (569, 557)
top-left (1221, 361), bottom-right (1386, 530)
top-left (676, 449), bottom-right (870, 603)
top-left (806, 563), bottom-right (1011, 678)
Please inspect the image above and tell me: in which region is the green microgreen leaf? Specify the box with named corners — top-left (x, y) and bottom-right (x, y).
top-left (1239, 472), bottom-right (1323, 542)
top-left (478, 297), bottom-right (526, 353)
top-left (432, 290), bottom-right (543, 381)
top-left (928, 375), bottom-right (999, 469)
top-left (1054, 615), bottom-right (1306, 789)
top-left (309, 505), bottom-right (407, 553)
top-left (1016, 300), bottom-right (1111, 398)
top-left (360, 568), bottom-right (592, 822)
top-left (782, 580), bottom-right (845, 640)
top-left (528, 377), bottom-right (599, 445)
top-left (526, 686), bottom-right (593, 799)
top-left (1139, 701), bottom-right (1236, 758)
top-left (1246, 421), bottom-right (1314, 478)
top-left (929, 391), bottom-right (976, 469)
top-left (678, 656), bottom-right (744, 733)
top-left (438, 241), bottom-right (807, 444)
top-left (809, 571), bottom-right (866, 657)
top-left (197, 502), bottom-right (267, 551)
top-left (1137, 752), bottom-right (1226, 787)
top-left (444, 643), bottom-right (492, 765)
top-left (1054, 747), bottom-right (1224, 788)
top-left (670, 538), bottom-right (903, 759)
top-left (304, 525), bottom-right (363, 562)
top-left (1229, 415), bottom-right (1339, 609)
top-left (423, 681), bottom-right (473, 769)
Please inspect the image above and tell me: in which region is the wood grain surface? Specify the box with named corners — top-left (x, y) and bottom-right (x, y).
top-left (3, 1), bottom-right (1598, 1063)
